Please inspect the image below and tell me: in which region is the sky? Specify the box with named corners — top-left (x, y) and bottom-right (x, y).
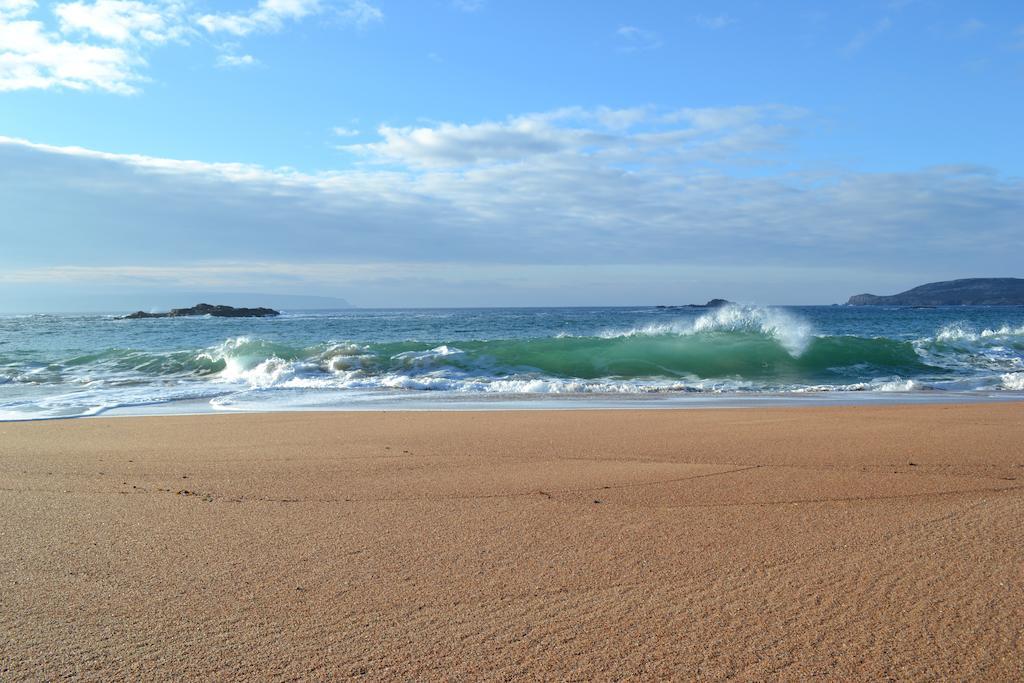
top-left (0, 0), bottom-right (1022, 310)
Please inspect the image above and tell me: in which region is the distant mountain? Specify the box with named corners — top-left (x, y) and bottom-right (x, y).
top-left (847, 278), bottom-right (1024, 306)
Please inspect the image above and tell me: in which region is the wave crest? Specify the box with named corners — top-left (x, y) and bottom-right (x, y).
top-left (174, 324), bottom-right (934, 393)
top-left (691, 304), bottom-right (814, 356)
top-left (935, 323), bottom-right (1024, 343)
top-left (598, 304), bottom-right (813, 356)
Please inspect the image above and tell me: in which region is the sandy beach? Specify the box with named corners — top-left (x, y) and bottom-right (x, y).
top-left (1, 403), bottom-right (1022, 679)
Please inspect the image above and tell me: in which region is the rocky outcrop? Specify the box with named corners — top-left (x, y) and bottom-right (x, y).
top-left (120, 303), bottom-right (280, 319)
top-left (691, 298), bottom-right (733, 308)
top-left (847, 278), bottom-right (1024, 306)
top-left (657, 299), bottom-right (734, 310)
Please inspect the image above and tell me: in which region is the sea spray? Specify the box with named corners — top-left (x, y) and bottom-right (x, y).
top-left (690, 304), bottom-right (814, 356)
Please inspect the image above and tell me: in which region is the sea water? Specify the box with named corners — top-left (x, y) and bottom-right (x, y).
top-left (1, 304), bottom-right (1023, 420)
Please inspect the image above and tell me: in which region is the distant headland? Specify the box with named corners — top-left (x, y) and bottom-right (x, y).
top-left (847, 278), bottom-right (1024, 306)
top-left (119, 303), bottom-right (280, 319)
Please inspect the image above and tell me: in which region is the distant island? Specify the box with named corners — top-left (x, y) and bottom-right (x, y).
top-left (657, 299), bottom-right (734, 310)
top-left (119, 303), bottom-right (280, 319)
top-left (847, 278), bottom-right (1024, 306)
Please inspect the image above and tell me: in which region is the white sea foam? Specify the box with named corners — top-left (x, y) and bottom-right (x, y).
top-left (226, 370), bottom-right (767, 396)
top-left (874, 378), bottom-right (919, 392)
top-left (220, 357), bottom-right (295, 387)
top-left (1002, 373), bottom-right (1024, 390)
top-left (935, 323), bottom-right (1024, 343)
top-left (322, 343), bottom-right (377, 372)
top-left (913, 321), bottom-right (1024, 378)
top-left (390, 345), bottom-right (464, 368)
top-left (0, 381), bottom-right (231, 421)
top-left (195, 336), bottom-right (253, 365)
top-left (790, 378), bottom-right (922, 393)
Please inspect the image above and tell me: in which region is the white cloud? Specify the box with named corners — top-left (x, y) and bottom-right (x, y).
top-left (196, 0), bottom-right (319, 36)
top-left (958, 18), bottom-right (984, 36)
top-left (451, 0), bottom-right (482, 11)
top-left (0, 0), bottom-right (36, 17)
top-left (197, 0), bottom-right (380, 36)
top-left (844, 17), bottom-right (892, 55)
top-left (695, 14), bottom-right (735, 30)
top-left (593, 105), bottom-right (649, 130)
top-left (216, 52), bottom-right (256, 67)
top-left (0, 0), bottom-right (377, 92)
top-left (0, 1), bottom-right (184, 93)
top-left (54, 0), bottom-right (189, 44)
top-left (1, 104), bottom-right (1020, 303)
top-left (341, 105), bottom-right (804, 168)
top-left (344, 116), bottom-right (590, 167)
top-left (336, 0), bottom-right (380, 28)
top-left (0, 14), bottom-right (143, 93)
top-left (332, 126), bottom-right (359, 136)
top-left (616, 25), bottom-right (662, 52)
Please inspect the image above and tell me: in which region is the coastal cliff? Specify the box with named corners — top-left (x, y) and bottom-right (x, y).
top-left (847, 278), bottom-right (1024, 306)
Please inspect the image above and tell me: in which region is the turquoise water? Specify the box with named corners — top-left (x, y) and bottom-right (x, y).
top-left (1, 305), bottom-right (1023, 419)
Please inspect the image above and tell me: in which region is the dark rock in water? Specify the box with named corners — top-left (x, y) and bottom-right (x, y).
top-left (847, 278), bottom-right (1024, 306)
top-left (684, 299), bottom-right (733, 309)
top-left (657, 299), bottom-right (734, 310)
top-left (119, 303), bottom-right (280, 319)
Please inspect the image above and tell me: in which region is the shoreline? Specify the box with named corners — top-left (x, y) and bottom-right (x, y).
top-left (3, 403), bottom-right (1022, 678)
top-left (5, 389), bottom-right (1022, 422)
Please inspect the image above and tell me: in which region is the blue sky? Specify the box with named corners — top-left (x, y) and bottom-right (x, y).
top-left (1, 0), bottom-right (1022, 309)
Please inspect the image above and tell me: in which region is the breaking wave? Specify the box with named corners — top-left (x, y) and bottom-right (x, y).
top-left (3, 305), bottom-right (1022, 420)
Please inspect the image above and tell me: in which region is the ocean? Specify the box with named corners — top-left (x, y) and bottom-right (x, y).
top-left (1, 304), bottom-right (1023, 420)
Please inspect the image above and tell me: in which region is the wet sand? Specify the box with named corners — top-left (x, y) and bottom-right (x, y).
top-left (1, 403), bottom-right (1022, 679)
